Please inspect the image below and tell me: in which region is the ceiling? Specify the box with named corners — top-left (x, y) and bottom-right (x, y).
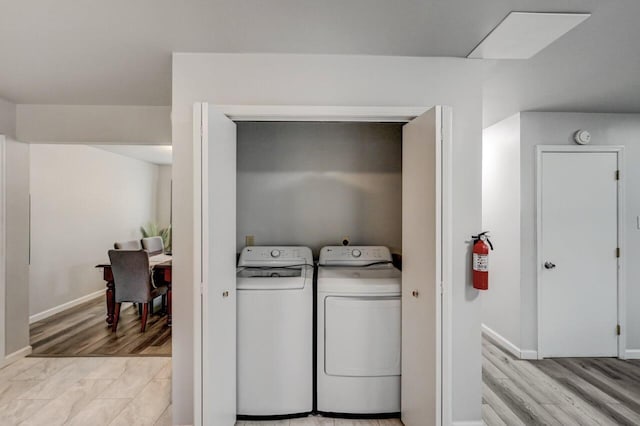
top-left (482, 1), bottom-right (640, 126)
top-left (94, 145), bottom-right (172, 165)
top-left (1, 0), bottom-right (639, 126)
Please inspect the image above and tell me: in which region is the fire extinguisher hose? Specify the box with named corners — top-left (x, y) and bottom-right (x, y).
top-left (472, 231), bottom-right (493, 250)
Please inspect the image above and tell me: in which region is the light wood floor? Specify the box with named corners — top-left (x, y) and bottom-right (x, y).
top-left (483, 335), bottom-right (640, 425)
top-left (30, 297), bottom-right (171, 356)
top-left (0, 356), bottom-right (171, 425)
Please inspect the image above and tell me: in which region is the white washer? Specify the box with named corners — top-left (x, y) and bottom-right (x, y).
top-left (237, 246), bottom-right (313, 417)
top-left (317, 246), bottom-right (402, 415)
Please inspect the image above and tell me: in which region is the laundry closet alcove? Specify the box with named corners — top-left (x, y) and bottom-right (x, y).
top-left (193, 104), bottom-right (453, 426)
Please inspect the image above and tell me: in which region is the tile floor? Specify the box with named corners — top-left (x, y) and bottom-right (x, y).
top-left (0, 356), bottom-right (171, 425)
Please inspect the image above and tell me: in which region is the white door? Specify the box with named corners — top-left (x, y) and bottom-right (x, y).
top-left (196, 104), bottom-right (237, 425)
top-left (325, 296), bottom-right (401, 377)
top-left (539, 150), bottom-right (619, 358)
top-left (402, 107), bottom-right (445, 426)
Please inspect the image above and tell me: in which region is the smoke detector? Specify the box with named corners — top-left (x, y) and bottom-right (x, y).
top-left (573, 129), bottom-right (591, 145)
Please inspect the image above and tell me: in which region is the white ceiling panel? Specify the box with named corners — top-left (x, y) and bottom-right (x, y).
top-left (468, 12), bottom-right (590, 59)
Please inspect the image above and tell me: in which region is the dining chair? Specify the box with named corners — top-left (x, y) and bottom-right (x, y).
top-left (107, 249), bottom-right (168, 332)
top-left (114, 240), bottom-right (143, 250)
top-left (141, 236), bottom-right (164, 255)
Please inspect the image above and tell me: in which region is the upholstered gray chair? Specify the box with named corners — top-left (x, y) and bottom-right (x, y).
top-left (108, 250), bottom-right (167, 332)
top-left (141, 236), bottom-right (164, 255)
top-left (114, 240), bottom-right (142, 250)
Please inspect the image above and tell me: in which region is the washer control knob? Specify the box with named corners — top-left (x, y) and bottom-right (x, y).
top-left (352, 249), bottom-right (362, 258)
top-left (270, 249), bottom-right (280, 258)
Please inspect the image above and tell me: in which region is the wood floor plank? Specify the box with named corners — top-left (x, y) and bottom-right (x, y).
top-left (483, 371), bottom-right (562, 425)
top-left (482, 403), bottom-right (506, 426)
top-left (601, 358), bottom-right (640, 385)
top-left (482, 382), bottom-right (526, 425)
top-left (550, 377), bottom-right (630, 425)
top-left (30, 300), bottom-right (107, 343)
top-left (541, 404), bottom-right (583, 426)
top-left (605, 403), bottom-right (640, 425)
top-left (482, 334), bottom-right (640, 426)
top-left (483, 343), bottom-right (557, 405)
top-left (33, 315), bottom-right (108, 354)
top-left (589, 358), bottom-right (640, 389)
top-left (560, 375), bottom-right (620, 405)
top-left (30, 298), bottom-right (170, 357)
top-left (482, 354), bottom-right (508, 380)
top-left (516, 360), bottom-right (625, 425)
top-left (555, 358), bottom-right (640, 410)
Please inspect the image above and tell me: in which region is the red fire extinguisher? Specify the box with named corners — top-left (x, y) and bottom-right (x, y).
top-left (472, 232), bottom-right (493, 290)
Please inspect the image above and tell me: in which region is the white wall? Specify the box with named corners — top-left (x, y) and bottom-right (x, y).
top-left (0, 96), bottom-right (13, 359)
top-left (173, 53), bottom-right (484, 425)
top-left (0, 98), bottom-right (16, 139)
top-left (29, 144), bottom-right (159, 317)
top-left (17, 105), bottom-right (171, 144)
top-left (0, 96), bottom-right (31, 360)
top-left (237, 121), bottom-right (402, 255)
top-left (481, 114), bottom-right (522, 351)
top-left (519, 112), bottom-right (640, 353)
top-left (156, 165), bottom-right (172, 229)
top-left (4, 138), bottom-right (30, 355)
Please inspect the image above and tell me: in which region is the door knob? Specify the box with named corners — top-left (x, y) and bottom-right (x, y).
top-left (544, 262), bottom-right (556, 270)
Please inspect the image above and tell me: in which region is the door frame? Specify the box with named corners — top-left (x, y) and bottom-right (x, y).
top-left (535, 145), bottom-right (625, 359)
top-left (0, 136), bottom-right (5, 364)
top-left (193, 104), bottom-right (453, 425)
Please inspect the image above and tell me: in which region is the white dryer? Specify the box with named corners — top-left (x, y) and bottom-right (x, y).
top-left (317, 246), bottom-right (401, 416)
top-left (237, 246), bottom-right (313, 417)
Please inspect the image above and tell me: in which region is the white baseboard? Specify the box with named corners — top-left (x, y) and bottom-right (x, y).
top-left (0, 345), bottom-right (32, 369)
top-left (625, 349), bottom-right (640, 359)
top-left (481, 324), bottom-right (521, 358)
top-left (520, 350), bottom-right (539, 360)
top-left (29, 289), bottom-right (103, 324)
top-left (481, 324), bottom-right (538, 360)
top-left (452, 421), bottom-right (484, 426)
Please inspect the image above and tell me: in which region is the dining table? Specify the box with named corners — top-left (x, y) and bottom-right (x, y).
top-left (95, 253), bottom-right (172, 328)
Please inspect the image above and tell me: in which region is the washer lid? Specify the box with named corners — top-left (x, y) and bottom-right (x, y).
top-left (237, 268), bottom-right (302, 278)
top-left (317, 266), bottom-right (401, 294)
top-left (237, 266), bottom-right (311, 290)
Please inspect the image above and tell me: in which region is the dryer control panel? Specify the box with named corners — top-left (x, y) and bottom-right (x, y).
top-left (318, 246), bottom-right (393, 266)
top-left (238, 246), bottom-right (313, 267)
